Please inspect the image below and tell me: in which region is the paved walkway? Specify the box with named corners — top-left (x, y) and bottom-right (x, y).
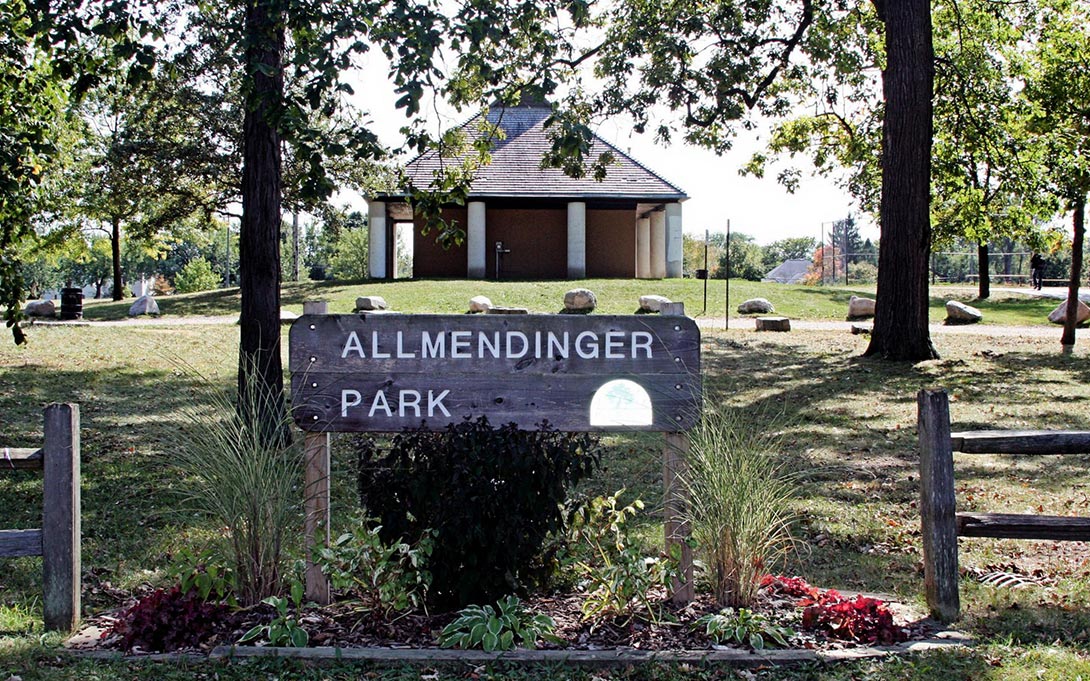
top-left (698, 318), bottom-right (1064, 338)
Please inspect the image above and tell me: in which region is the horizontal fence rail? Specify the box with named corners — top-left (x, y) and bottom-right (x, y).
top-left (0, 404), bottom-right (81, 632)
top-left (2, 448), bottom-right (44, 469)
top-left (918, 389), bottom-right (1090, 622)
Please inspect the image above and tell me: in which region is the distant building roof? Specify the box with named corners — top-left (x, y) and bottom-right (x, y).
top-left (762, 258), bottom-right (812, 284)
top-left (389, 103), bottom-right (687, 202)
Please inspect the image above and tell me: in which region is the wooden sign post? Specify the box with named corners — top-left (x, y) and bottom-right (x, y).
top-left (301, 301), bottom-right (331, 605)
top-left (660, 302), bottom-right (694, 603)
top-left (291, 308), bottom-right (702, 603)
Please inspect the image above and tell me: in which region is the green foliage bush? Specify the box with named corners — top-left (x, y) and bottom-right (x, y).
top-left (715, 234), bottom-right (766, 280)
top-left (570, 491), bottom-right (679, 623)
top-left (355, 417), bottom-right (601, 607)
top-left (173, 258), bottom-right (221, 293)
top-left (846, 261), bottom-right (878, 284)
top-left (316, 518), bottom-right (433, 614)
top-left (330, 227), bottom-right (370, 280)
top-left (165, 546), bottom-right (237, 605)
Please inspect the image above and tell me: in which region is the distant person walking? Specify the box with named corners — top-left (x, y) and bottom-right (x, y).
top-left (1030, 252), bottom-right (1045, 290)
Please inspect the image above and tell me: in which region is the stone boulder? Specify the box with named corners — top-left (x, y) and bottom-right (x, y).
top-left (737, 298), bottom-right (775, 314)
top-left (755, 316), bottom-right (790, 332)
top-left (23, 300), bottom-right (56, 317)
top-left (563, 288), bottom-right (597, 313)
top-left (847, 295), bottom-right (876, 319)
top-left (945, 300), bottom-right (982, 325)
top-left (468, 295), bottom-right (493, 314)
top-left (638, 295), bottom-right (671, 313)
top-left (355, 296), bottom-right (388, 312)
top-left (128, 295), bottom-right (160, 316)
top-left (1048, 299), bottom-right (1090, 325)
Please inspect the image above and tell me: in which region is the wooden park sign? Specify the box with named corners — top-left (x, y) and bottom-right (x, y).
top-left (289, 313), bottom-right (701, 432)
top-left (290, 303), bottom-right (701, 607)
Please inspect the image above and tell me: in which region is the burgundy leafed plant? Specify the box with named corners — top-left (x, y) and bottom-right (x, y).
top-left (760, 574), bottom-right (820, 600)
top-left (762, 575), bottom-right (906, 644)
top-left (109, 586), bottom-right (229, 652)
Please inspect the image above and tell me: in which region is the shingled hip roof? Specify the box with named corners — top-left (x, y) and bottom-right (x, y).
top-left (388, 105), bottom-right (687, 202)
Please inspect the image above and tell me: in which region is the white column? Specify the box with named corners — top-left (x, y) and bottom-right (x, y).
top-left (567, 201), bottom-right (586, 279)
top-left (636, 217), bottom-right (651, 278)
top-left (650, 210), bottom-right (666, 278)
top-left (467, 201), bottom-right (487, 278)
top-left (665, 202), bottom-right (683, 278)
top-left (367, 201), bottom-right (387, 279)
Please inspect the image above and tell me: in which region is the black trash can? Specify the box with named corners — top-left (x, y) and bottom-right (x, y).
top-left (59, 288), bottom-right (83, 320)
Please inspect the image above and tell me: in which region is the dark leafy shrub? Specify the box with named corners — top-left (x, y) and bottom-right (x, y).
top-left (111, 586), bottom-right (230, 652)
top-left (355, 417), bottom-right (601, 607)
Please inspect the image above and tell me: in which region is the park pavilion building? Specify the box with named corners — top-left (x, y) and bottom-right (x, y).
top-left (368, 100), bottom-right (688, 280)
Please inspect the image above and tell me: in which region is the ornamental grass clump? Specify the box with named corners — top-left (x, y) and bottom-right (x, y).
top-left (682, 406), bottom-right (799, 608)
top-left (171, 364), bottom-right (302, 606)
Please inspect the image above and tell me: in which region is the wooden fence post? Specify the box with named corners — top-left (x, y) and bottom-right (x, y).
top-left (661, 302), bottom-right (694, 604)
top-left (302, 301), bottom-right (331, 605)
top-left (918, 389), bottom-right (960, 622)
top-left (42, 403), bottom-right (80, 632)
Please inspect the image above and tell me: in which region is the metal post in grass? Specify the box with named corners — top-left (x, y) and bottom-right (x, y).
top-left (724, 219), bottom-right (731, 330)
top-left (917, 389), bottom-right (960, 622)
top-left (42, 403), bottom-right (80, 632)
top-left (661, 302), bottom-right (694, 604)
top-left (302, 300), bottom-right (332, 605)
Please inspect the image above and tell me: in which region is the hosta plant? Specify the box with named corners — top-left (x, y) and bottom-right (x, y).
top-left (238, 582), bottom-right (309, 647)
top-left (438, 596), bottom-right (562, 651)
top-left (694, 608), bottom-right (795, 649)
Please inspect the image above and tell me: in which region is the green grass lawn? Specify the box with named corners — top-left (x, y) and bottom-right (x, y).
top-left (72, 277), bottom-right (1063, 326)
top-left (2, 288), bottom-right (1090, 679)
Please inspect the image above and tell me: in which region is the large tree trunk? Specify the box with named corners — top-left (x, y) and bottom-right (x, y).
top-left (977, 242), bottom-right (989, 300)
top-left (111, 216), bottom-right (123, 301)
top-left (239, 0), bottom-right (287, 432)
top-left (1061, 193), bottom-right (1086, 348)
top-left (864, 0), bottom-right (938, 361)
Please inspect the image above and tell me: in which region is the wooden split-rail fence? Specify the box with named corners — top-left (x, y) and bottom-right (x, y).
top-left (0, 404), bottom-right (81, 632)
top-left (918, 389), bottom-right (1090, 622)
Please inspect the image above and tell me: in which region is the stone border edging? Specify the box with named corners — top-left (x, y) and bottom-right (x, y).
top-left (185, 636), bottom-right (971, 668)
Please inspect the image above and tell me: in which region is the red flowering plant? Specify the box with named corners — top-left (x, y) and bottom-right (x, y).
top-left (761, 575), bottom-right (906, 645)
top-left (760, 574), bottom-right (820, 600)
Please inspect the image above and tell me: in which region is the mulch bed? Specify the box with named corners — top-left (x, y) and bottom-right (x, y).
top-left (73, 584), bottom-right (942, 656)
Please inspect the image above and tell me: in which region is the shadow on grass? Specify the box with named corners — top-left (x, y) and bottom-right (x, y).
top-left (696, 333), bottom-right (1090, 596)
top-left (967, 599), bottom-right (1090, 648)
top-left (0, 365), bottom-right (237, 606)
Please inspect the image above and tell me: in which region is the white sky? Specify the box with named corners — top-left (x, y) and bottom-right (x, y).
top-left (348, 54), bottom-right (879, 247)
